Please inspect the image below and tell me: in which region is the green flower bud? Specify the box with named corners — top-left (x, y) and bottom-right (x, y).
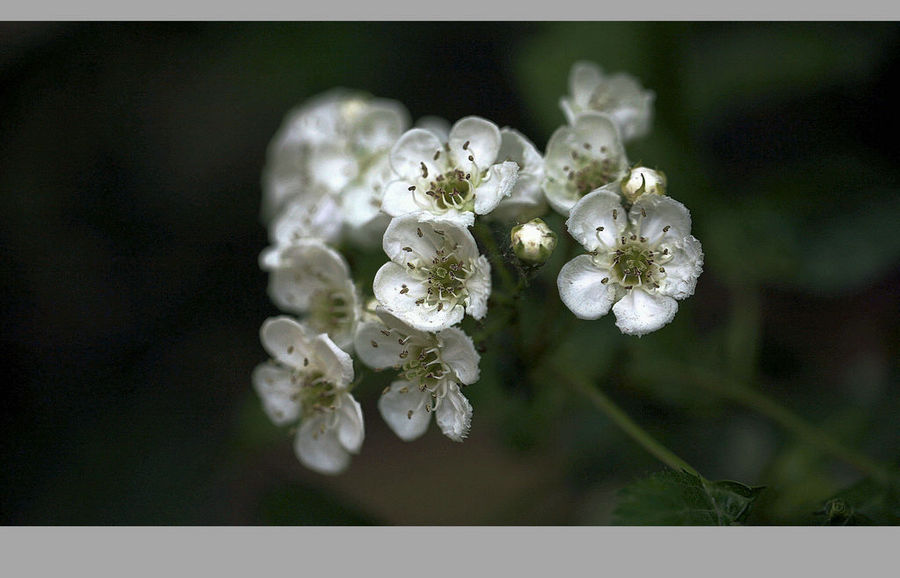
top-left (511, 218), bottom-right (557, 265)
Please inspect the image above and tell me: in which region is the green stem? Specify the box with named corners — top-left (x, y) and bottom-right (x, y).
top-left (548, 365), bottom-right (700, 476)
top-left (683, 366), bottom-right (894, 483)
top-left (472, 221), bottom-right (516, 293)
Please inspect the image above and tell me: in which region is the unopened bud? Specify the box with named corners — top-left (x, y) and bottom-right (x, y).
top-left (621, 166), bottom-right (666, 203)
top-left (511, 218), bottom-right (557, 265)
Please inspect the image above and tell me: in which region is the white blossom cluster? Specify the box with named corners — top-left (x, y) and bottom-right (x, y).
top-left (253, 61), bottom-right (703, 474)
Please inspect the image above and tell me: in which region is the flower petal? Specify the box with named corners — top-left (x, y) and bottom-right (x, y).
top-left (462, 255), bottom-right (491, 321)
top-left (380, 178), bottom-right (428, 219)
top-left (269, 195), bottom-right (343, 247)
top-left (448, 116), bottom-right (501, 172)
top-left (251, 361), bottom-right (300, 426)
top-left (265, 240), bottom-right (351, 313)
top-left (473, 161), bottom-right (518, 216)
top-left (557, 254), bottom-right (616, 319)
top-left (390, 128), bottom-right (443, 182)
top-left (632, 194), bottom-right (692, 245)
top-left (569, 61), bottom-right (603, 109)
top-left (260, 316), bottom-right (314, 369)
top-left (658, 235), bottom-right (704, 301)
top-left (353, 319), bottom-right (407, 370)
top-left (378, 381), bottom-right (432, 441)
top-left (566, 186), bottom-right (626, 251)
top-left (310, 333), bottom-right (354, 388)
top-left (437, 327), bottom-right (480, 385)
top-left (372, 261), bottom-right (428, 317)
top-left (612, 289), bottom-right (678, 336)
top-left (295, 416), bottom-right (351, 475)
top-left (335, 393), bottom-right (365, 454)
top-left (382, 213), bottom-right (445, 264)
top-left (435, 383), bottom-right (472, 442)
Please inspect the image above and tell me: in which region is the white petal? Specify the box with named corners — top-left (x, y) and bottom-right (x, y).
top-left (544, 124), bottom-right (580, 175)
top-left (557, 254), bottom-right (616, 319)
top-left (260, 316), bottom-right (314, 369)
top-left (415, 115), bottom-right (451, 141)
top-left (435, 384), bottom-right (473, 442)
top-left (270, 195), bottom-right (343, 247)
top-left (569, 61), bottom-right (603, 108)
top-left (390, 128), bottom-right (443, 182)
top-left (491, 129), bottom-right (546, 221)
top-left (473, 161), bottom-right (518, 216)
top-left (566, 186), bottom-right (626, 251)
top-left (310, 333), bottom-right (354, 388)
top-left (448, 116), bottom-right (501, 172)
top-left (574, 112), bottom-right (627, 158)
top-left (378, 381), bottom-right (432, 441)
top-left (612, 290), bottom-right (678, 336)
top-left (335, 393), bottom-right (365, 453)
top-left (251, 362), bottom-right (300, 426)
top-left (632, 194), bottom-right (692, 245)
top-left (341, 182), bottom-right (384, 231)
top-left (352, 100), bottom-right (410, 153)
top-left (658, 235), bottom-right (704, 301)
top-left (462, 255), bottom-right (491, 321)
top-left (498, 128), bottom-right (544, 177)
top-left (437, 327), bottom-right (481, 385)
top-left (382, 213), bottom-right (448, 264)
top-left (265, 240), bottom-right (351, 312)
top-left (372, 262), bottom-right (428, 317)
top-left (295, 416), bottom-right (351, 475)
top-left (308, 144), bottom-right (358, 192)
top-left (353, 319), bottom-right (407, 370)
top-left (381, 178), bottom-right (428, 219)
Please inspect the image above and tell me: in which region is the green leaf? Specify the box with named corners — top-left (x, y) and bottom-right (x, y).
top-left (613, 470), bottom-right (765, 525)
top-left (815, 477), bottom-right (900, 526)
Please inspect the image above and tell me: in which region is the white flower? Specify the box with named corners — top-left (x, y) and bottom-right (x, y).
top-left (259, 238), bottom-right (359, 352)
top-left (380, 116), bottom-right (519, 227)
top-left (542, 112), bottom-right (629, 216)
top-left (261, 89), bottom-right (410, 243)
top-left (557, 187), bottom-right (703, 336)
top-left (373, 215), bottom-right (491, 332)
top-left (560, 61), bottom-right (655, 142)
top-left (487, 128), bottom-right (547, 222)
top-left (354, 307), bottom-right (480, 442)
top-left (252, 317), bottom-right (364, 475)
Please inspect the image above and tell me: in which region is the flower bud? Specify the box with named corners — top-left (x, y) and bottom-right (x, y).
top-left (621, 166), bottom-right (666, 204)
top-left (511, 218), bottom-right (557, 265)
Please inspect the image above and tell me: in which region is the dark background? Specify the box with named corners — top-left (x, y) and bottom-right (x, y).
top-left (1, 22), bottom-right (898, 525)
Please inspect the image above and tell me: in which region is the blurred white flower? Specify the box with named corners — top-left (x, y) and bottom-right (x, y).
top-left (487, 128), bottom-right (547, 222)
top-left (381, 116), bottom-right (519, 227)
top-left (542, 112), bottom-right (629, 216)
top-left (373, 215), bottom-right (491, 332)
top-left (557, 187), bottom-right (703, 336)
top-left (354, 307), bottom-right (480, 442)
top-left (252, 317), bottom-right (364, 475)
top-left (560, 61), bottom-right (655, 142)
top-left (261, 89), bottom-right (410, 245)
top-left (259, 239), bottom-right (359, 352)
